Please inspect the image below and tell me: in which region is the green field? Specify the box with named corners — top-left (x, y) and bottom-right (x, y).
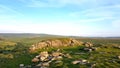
top-left (0, 34), bottom-right (120, 68)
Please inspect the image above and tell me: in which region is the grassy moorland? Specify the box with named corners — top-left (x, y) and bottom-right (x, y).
top-left (0, 34), bottom-right (120, 68)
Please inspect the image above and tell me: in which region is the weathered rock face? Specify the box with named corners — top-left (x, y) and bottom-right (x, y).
top-left (29, 38), bottom-right (83, 52)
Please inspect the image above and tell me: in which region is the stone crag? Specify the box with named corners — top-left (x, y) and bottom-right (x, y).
top-left (29, 38), bottom-right (84, 52)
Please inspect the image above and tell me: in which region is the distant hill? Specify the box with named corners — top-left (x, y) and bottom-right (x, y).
top-left (0, 33), bottom-right (65, 39)
top-left (0, 33), bottom-right (120, 40)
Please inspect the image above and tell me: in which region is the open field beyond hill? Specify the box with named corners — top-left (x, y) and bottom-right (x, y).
top-left (0, 34), bottom-right (120, 68)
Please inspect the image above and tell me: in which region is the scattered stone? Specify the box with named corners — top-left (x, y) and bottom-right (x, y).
top-left (41, 67), bottom-right (48, 68)
top-left (54, 56), bottom-right (63, 60)
top-left (84, 42), bottom-right (93, 48)
top-left (72, 59), bottom-right (89, 65)
top-left (47, 56), bottom-right (53, 61)
top-left (36, 63), bottom-right (42, 67)
top-left (83, 47), bottom-right (98, 52)
top-left (84, 48), bottom-right (89, 51)
top-left (84, 48), bottom-right (92, 51)
top-left (91, 47), bottom-right (98, 51)
top-left (114, 46), bottom-right (120, 49)
top-left (42, 62), bottom-right (50, 67)
top-left (64, 53), bottom-right (72, 58)
top-left (31, 49), bottom-right (91, 68)
top-left (56, 49), bottom-right (61, 52)
top-left (40, 56), bottom-right (47, 61)
top-left (40, 51), bottom-right (49, 57)
top-left (36, 62), bottom-right (50, 67)
top-left (35, 55), bottom-right (40, 58)
top-left (25, 65), bottom-right (31, 68)
top-left (51, 56), bottom-right (63, 61)
top-left (55, 60), bottom-right (63, 64)
top-left (91, 63), bottom-right (96, 68)
top-left (89, 49), bottom-right (92, 52)
top-left (52, 52), bottom-right (62, 57)
top-left (118, 46), bottom-right (120, 49)
top-left (118, 56), bottom-right (120, 59)
top-left (32, 58), bottom-right (39, 62)
top-left (54, 60), bottom-right (63, 67)
top-left (19, 64), bottom-right (24, 68)
top-left (81, 59), bottom-right (89, 64)
top-left (40, 51), bottom-right (49, 61)
top-left (72, 60), bottom-right (81, 64)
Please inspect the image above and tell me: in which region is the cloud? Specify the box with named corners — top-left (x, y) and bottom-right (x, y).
top-left (0, 18), bottom-right (120, 36)
top-left (0, 22), bottom-right (79, 35)
top-left (78, 18), bottom-right (108, 23)
top-left (70, 4), bottom-right (120, 17)
top-left (69, 4), bottom-right (120, 24)
top-left (112, 20), bottom-right (120, 28)
top-left (0, 19), bottom-right (100, 36)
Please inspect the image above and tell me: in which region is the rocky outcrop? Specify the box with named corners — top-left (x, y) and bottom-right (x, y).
top-left (29, 38), bottom-right (83, 52)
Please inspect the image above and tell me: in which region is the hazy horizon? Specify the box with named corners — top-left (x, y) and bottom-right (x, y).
top-left (0, 0), bottom-right (120, 37)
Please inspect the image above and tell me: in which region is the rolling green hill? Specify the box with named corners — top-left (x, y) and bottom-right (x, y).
top-left (0, 33), bottom-right (120, 68)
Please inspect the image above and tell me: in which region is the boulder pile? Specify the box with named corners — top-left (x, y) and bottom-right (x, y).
top-left (30, 50), bottom-right (89, 68)
top-left (31, 50), bottom-right (72, 68)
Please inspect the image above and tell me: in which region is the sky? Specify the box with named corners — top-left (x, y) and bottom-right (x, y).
top-left (0, 0), bottom-right (120, 37)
